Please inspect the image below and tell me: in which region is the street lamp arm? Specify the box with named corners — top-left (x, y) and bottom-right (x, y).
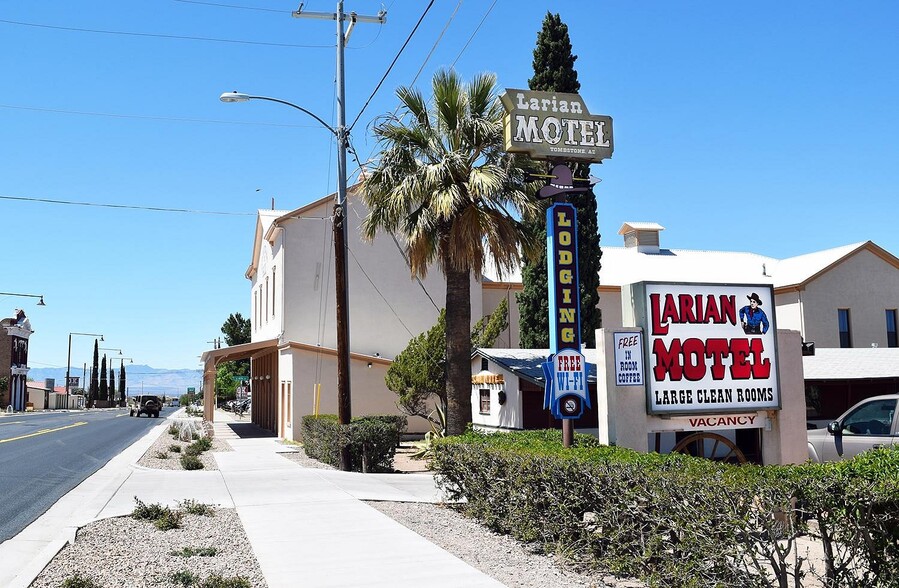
top-left (219, 92), bottom-right (338, 137)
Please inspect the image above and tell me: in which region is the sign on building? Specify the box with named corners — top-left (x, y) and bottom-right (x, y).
top-left (632, 282), bottom-right (781, 415)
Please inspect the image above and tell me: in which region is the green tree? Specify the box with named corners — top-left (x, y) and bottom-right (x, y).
top-left (109, 366), bottom-right (116, 404)
top-left (517, 12), bottom-right (603, 349)
top-left (362, 70), bottom-right (537, 436)
top-left (89, 339), bottom-right (99, 406)
top-left (386, 300), bottom-right (509, 427)
top-left (119, 364), bottom-right (127, 405)
top-left (99, 355), bottom-right (108, 402)
top-left (216, 312), bottom-right (251, 405)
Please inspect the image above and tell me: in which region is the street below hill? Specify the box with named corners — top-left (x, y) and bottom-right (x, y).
top-left (0, 407), bottom-right (175, 542)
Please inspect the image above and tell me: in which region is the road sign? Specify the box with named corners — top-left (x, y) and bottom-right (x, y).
top-left (187, 387), bottom-right (196, 393)
top-left (233, 375), bottom-right (250, 382)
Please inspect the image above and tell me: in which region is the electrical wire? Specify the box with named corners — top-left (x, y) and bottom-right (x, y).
top-left (346, 245), bottom-right (415, 337)
top-left (347, 0), bottom-right (434, 133)
top-left (172, 0), bottom-right (289, 14)
top-left (0, 18), bottom-right (332, 49)
top-left (450, 0), bottom-right (497, 68)
top-left (0, 194), bottom-right (254, 216)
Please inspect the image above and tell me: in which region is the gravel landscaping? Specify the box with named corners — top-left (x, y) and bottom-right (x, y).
top-left (30, 422), bottom-right (646, 588)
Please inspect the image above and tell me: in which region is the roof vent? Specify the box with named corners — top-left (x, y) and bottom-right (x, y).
top-left (619, 222), bottom-right (664, 254)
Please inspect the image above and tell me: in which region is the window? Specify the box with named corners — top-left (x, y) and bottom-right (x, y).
top-left (272, 267), bottom-right (277, 318)
top-left (888, 310), bottom-right (898, 348)
top-left (841, 398), bottom-right (896, 436)
top-left (265, 277), bottom-right (269, 323)
top-left (479, 389), bottom-right (491, 415)
top-left (480, 357), bottom-right (489, 371)
top-left (838, 309), bottom-right (852, 348)
top-left (253, 290), bottom-right (258, 330)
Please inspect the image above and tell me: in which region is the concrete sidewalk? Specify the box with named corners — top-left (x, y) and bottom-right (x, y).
top-left (0, 409), bottom-right (505, 588)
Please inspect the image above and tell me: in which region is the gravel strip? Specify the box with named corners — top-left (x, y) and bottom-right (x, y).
top-left (367, 501), bottom-right (646, 588)
top-left (31, 508), bottom-right (267, 588)
top-left (136, 419), bottom-right (231, 471)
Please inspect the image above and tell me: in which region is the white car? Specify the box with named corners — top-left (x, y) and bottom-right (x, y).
top-left (807, 394), bottom-right (898, 462)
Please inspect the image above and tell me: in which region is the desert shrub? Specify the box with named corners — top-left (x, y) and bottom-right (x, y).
top-left (154, 450), bottom-right (169, 459)
top-left (200, 575), bottom-right (252, 588)
top-left (131, 497), bottom-right (167, 521)
top-left (169, 444), bottom-right (182, 453)
top-left (153, 508), bottom-right (183, 531)
top-left (171, 569), bottom-right (200, 586)
top-left (178, 499), bottom-right (215, 516)
top-left (171, 545), bottom-right (218, 557)
top-left (180, 454), bottom-right (204, 470)
top-left (60, 575), bottom-right (100, 588)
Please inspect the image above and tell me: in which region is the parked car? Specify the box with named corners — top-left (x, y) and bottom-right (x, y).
top-left (807, 394), bottom-right (898, 462)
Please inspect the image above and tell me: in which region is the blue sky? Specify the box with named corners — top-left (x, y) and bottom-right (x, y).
top-left (2, 1), bottom-right (897, 370)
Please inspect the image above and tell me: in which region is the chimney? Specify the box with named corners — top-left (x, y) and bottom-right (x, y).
top-left (619, 222), bottom-right (665, 254)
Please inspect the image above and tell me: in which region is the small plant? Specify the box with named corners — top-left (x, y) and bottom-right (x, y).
top-left (178, 498), bottom-right (215, 516)
top-left (410, 403), bottom-right (446, 460)
top-left (200, 575), bottom-right (252, 588)
top-left (168, 423), bottom-right (180, 438)
top-left (154, 450), bottom-right (169, 459)
top-left (185, 436), bottom-right (212, 457)
top-left (169, 444), bottom-right (182, 453)
top-left (132, 497), bottom-right (167, 521)
top-left (60, 574), bottom-right (101, 588)
top-left (191, 431), bottom-right (200, 440)
top-left (180, 454), bottom-right (204, 470)
top-left (171, 569), bottom-right (200, 587)
top-left (171, 545), bottom-right (218, 557)
top-left (154, 508), bottom-right (183, 531)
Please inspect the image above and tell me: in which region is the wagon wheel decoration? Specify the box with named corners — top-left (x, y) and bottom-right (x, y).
top-left (671, 432), bottom-right (747, 464)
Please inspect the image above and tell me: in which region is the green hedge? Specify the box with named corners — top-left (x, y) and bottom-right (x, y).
top-left (301, 414), bottom-right (407, 472)
top-left (432, 430), bottom-right (899, 588)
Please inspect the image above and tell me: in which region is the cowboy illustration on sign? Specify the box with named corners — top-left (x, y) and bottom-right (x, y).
top-left (739, 292), bottom-right (770, 335)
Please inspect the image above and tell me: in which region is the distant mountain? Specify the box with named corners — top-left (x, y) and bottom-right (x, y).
top-left (28, 365), bottom-right (202, 397)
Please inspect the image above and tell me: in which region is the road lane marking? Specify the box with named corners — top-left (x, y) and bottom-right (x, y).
top-left (0, 421), bottom-right (25, 426)
top-left (0, 421), bottom-right (88, 444)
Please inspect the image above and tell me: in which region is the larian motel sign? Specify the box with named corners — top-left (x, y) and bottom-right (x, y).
top-left (500, 88), bottom-right (613, 420)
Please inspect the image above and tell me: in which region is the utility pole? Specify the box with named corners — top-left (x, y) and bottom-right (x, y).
top-left (292, 1), bottom-right (386, 471)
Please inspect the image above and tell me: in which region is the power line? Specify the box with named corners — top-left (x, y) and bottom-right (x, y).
top-left (172, 0), bottom-right (289, 14)
top-left (451, 0), bottom-right (497, 68)
top-left (0, 17), bottom-right (332, 49)
top-left (0, 103), bottom-right (325, 129)
top-left (0, 194), bottom-right (254, 216)
top-left (347, 0), bottom-right (435, 133)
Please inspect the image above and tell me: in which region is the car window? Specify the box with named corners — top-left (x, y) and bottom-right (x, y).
top-left (841, 399), bottom-right (896, 436)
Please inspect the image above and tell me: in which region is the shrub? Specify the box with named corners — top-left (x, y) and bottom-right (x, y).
top-left (180, 454), bottom-right (204, 470)
top-left (168, 423), bottom-right (180, 438)
top-left (169, 444), bottom-right (182, 453)
top-left (179, 499), bottom-right (215, 516)
top-left (301, 414), bottom-right (403, 472)
top-left (132, 497), bottom-right (167, 521)
top-left (60, 575), bottom-right (100, 588)
top-left (185, 436), bottom-right (212, 457)
top-left (200, 575), bottom-right (252, 588)
top-left (431, 430), bottom-right (899, 588)
top-left (171, 545), bottom-right (218, 557)
top-left (154, 508), bottom-right (183, 531)
top-left (171, 569), bottom-right (200, 586)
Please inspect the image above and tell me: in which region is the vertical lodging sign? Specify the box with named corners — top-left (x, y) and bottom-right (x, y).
top-left (542, 203), bottom-right (589, 419)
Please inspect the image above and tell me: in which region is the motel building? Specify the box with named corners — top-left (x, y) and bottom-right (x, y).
top-left (202, 188), bottom-right (899, 465)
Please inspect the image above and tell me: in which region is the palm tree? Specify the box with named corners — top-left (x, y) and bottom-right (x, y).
top-left (361, 69), bottom-right (537, 435)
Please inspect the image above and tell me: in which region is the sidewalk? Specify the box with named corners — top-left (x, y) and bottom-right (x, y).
top-left (0, 409), bottom-right (504, 588)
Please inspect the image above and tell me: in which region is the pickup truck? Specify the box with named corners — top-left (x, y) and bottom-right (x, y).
top-left (130, 395), bottom-right (162, 418)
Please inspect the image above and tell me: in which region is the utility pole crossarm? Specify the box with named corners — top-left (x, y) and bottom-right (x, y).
top-left (292, 5), bottom-right (387, 25)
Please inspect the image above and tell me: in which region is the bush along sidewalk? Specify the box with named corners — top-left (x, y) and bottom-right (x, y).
top-left (431, 429), bottom-right (899, 588)
top-left (301, 414), bottom-right (407, 472)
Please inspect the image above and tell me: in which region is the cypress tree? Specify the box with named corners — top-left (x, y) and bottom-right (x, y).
top-left (89, 339), bottom-right (100, 407)
top-left (119, 364), bottom-right (127, 405)
top-left (517, 12), bottom-right (603, 348)
top-left (109, 366), bottom-right (116, 403)
top-left (99, 355), bottom-right (108, 403)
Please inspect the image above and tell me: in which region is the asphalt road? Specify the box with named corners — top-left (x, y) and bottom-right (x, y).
top-left (0, 407), bottom-right (174, 543)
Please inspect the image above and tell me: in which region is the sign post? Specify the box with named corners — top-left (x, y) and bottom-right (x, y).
top-left (500, 88), bottom-right (613, 447)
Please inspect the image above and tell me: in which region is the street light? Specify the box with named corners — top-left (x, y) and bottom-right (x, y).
top-left (0, 292), bottom-right (46, 306)
top-left (66, 332), bottom-right (104, 395)
top-left (110, 357), bottom-right (133, 368)
top-left (100, 347), bottom-right (123, 356)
